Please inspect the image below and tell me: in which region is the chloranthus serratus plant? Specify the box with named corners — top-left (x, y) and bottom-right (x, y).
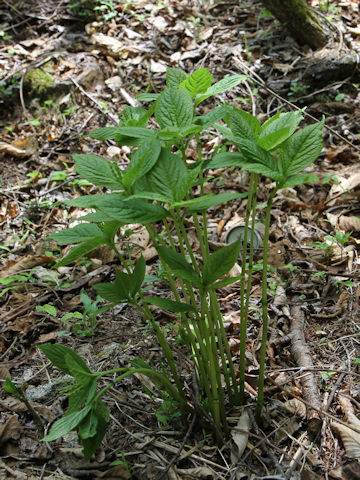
top-left (38, 67), bottom-right (323, 459)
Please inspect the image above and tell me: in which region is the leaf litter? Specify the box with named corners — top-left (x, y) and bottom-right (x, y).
top-left (0, 0), bottom-right (360, 478)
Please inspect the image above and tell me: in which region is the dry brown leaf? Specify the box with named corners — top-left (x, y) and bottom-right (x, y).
top-left (283, 398), bottom-right (307, 419)
top-left (331, 395), bottom-right (360, 460)
top-left (0, 415), bottom-right (23, 443)
top-left (329, 462), bottom-right (360, 480)
top-left (176, 466), bottom-right (215, 479)
top-left (0, 254), bottom-right (56, 278)
top-left (339, 215), bottom-right (360, 232)
top-left (230, 408), bottom-right (250, 463)
top-left (96, 465), bottom-right (130, 479)
top-left (0, 137), bottom-right (38, 157)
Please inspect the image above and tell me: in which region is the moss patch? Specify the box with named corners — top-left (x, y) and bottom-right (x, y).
top-left (24, 68), bottom-right (55, 98)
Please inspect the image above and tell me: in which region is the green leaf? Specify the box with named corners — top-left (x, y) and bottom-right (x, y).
top-left (38, 344), bottom-right (91, 376)
top-left (213, 276), bottom-right (242, 288)
top-left (256, 128), bottom-right (290, 151)
top-left (166, 68), bottom-right (188, 87)
top-left (155, 88), bottom-right (193, 129)
top-left (74, 154), bottom-right (124, 190)
top-left (137, 93), bottom-right (160, 102)
top-left (185, 192), bottom-right (246, 212)
top-left (179, 68), bottom-right (213, 98)
top-left (115, 127), bottom-right (155, 141)
top-left (51, 224), bottom-right (104, 245)
top-left (124, 191), bottom-right (172, 203)
top-left (56, 237), bottom-right (105, 266)
top-left (122, 137), bottom-right (161, 189)
top-left (36, 304), bottom-right (57, 316)
top-left (78, 408), bottom-right (98, 440)
top-left (279, 173), bottom-right (318, 189)
top-left (67, 381), bottom-right (97, 415)
top-left (202, 240), bottom-right (241, 287)
top-left (146, 148), bottom-right (189, 202)
top-left (130, 256), bottom-right (146, 296)
top-left (205, 151), bottom-right (246, 169)
top-left (278, 120), bottom-right (324, 176)
top-left (87, 127), bottom-right (124, 141)
top-left (144, 297), bottom-right (195, 312)
top-left (98, 198), bottom-right (169, 224)
top-left (194, 104), bottom-right (228, 129)
top-left (94, 268), bottom-right (131, 304)
top-left (195, 74), bottom-right (247, 105)
top-left (42, 406), bottom-right (92, 442)
top-left (226, 106), bottom-right (261, 142)
top-left (234, 138), bottom-right (282, 181)
top-left (65, 354), bottom-right (94, 385)
top-left (258, 110), bottom-right (303, 150)
top-left (80, 399), bottom-right (109, 460)
top-left (4, 378), bottom-right (21, 398)
top-left (157, 246), bottom-right (202, 287)
top-left (119, 106), bottom-right (149, 127)
top-left (101, 221), bottom-right (123, 243)
top-left (64, 193), bottom-right (125, 208)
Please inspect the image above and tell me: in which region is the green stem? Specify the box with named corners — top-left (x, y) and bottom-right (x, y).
top-left (256, 186), bottom-right (277, 422)
top-left (238, 173), bottom-right (256, 403)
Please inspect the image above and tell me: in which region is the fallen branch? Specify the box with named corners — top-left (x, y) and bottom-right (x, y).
top-left (290, 302), bottom-right (322, 432)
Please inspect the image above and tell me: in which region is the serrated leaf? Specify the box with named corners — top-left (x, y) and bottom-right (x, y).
top-left (78, 408), bottom-right (98, 440)
top-left (122, 137), bottom-right (161, 189)
top-left (213, 276), bottom-right (242, 288)
top-left (258, 110), bottom-right (303, 150)
top-left (257, 128), bottom-right (290, 151)
top-left (146, 148), bottom-right (189, 202)
top-left (144, 297), bottom-right (195, 313)
top-left (202, 240), bottom-right (241, 287)
top-left (195, 74), bottom-right (247, 105)
top-left (155, 87), bottom-right (193, 129)
top-left (74, 154), bottom-right (124, 190)
top-left (279, 173), bottom-right (318, 189)
top-left (42, 406), bottom-right (92, 442)
top-left (179, 68), bottom-right (213, 98)
top-left (205, 151), bottom-right (246, 169)
top-left (185, 192), bottom-right (246, 212)
top-left (130, 256), bottom-right (146, 296)
top-left (157, 246), bottom-right (202, 287)
top-left (166, 68), bottom-right (188, 87)
top-left (67, 382), bottom-right (97, 415)
top-left (80, 399), bottom-right (109, 460)
top-left (226, 107), bottom-right (261, 142)
top-left (194, 104), bottom-right (228, 129)
top-left (64, 193), bottom-right (125, 208)
top-left (56, 237), bottom-right (105, 266)
top-left (137, 93), bottom-right (160, 102)
top-left (87, 127), bottom-right (124, 141)
top-left (119, 105), bottom-right (148, 127)
top-left (98, 198), bottom-right (169, 224)
top-left (65, 354), bottom-right (94, 385)
top-left (51, 224), bottom-right (104, 245)
top-left (278, 120), bottom-right (323, 176)
top-left (234, 138), bottom-right (282, 181)
top-left (94, 268), bottom-right (130, 303)
top-left (38, 344), bottom-right (91, 376)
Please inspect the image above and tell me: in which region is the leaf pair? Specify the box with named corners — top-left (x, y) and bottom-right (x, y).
top-left (158, 240), bottom-right (241, 290)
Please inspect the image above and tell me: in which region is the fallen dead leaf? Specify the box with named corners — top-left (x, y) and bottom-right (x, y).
top-left (0, 255), bottom-right (56, 278)
top-left (230, 408), bottom-right (250, 463)
top-left (0, 137), bottom-right (38, 157)
top-left (176, 466), bottom-right (215, 479)
top-left (96, 465), bottom-right (130, 479)
top-left (0, 415), bottom-right (23, 444)
top-left (331, 395), bottom-right (360, 460)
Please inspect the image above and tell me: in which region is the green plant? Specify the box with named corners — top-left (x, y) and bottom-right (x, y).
top-left (288, 82), bottom-right (309, 100)
top-left (60, 291), bottom-right (110, 336)
top-left (94, 0), bottom-right (118, 20)
top-left (38, 67), bottom-right (323, 458)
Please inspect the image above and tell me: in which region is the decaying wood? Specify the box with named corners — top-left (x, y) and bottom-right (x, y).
top-left (261, 0), bottom-right (330, 49)
top-left (290, 303), bottom-right (322, 432)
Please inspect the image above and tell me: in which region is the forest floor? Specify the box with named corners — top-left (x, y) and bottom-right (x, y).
top-left (0, 0), bottom-right (360, 479)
